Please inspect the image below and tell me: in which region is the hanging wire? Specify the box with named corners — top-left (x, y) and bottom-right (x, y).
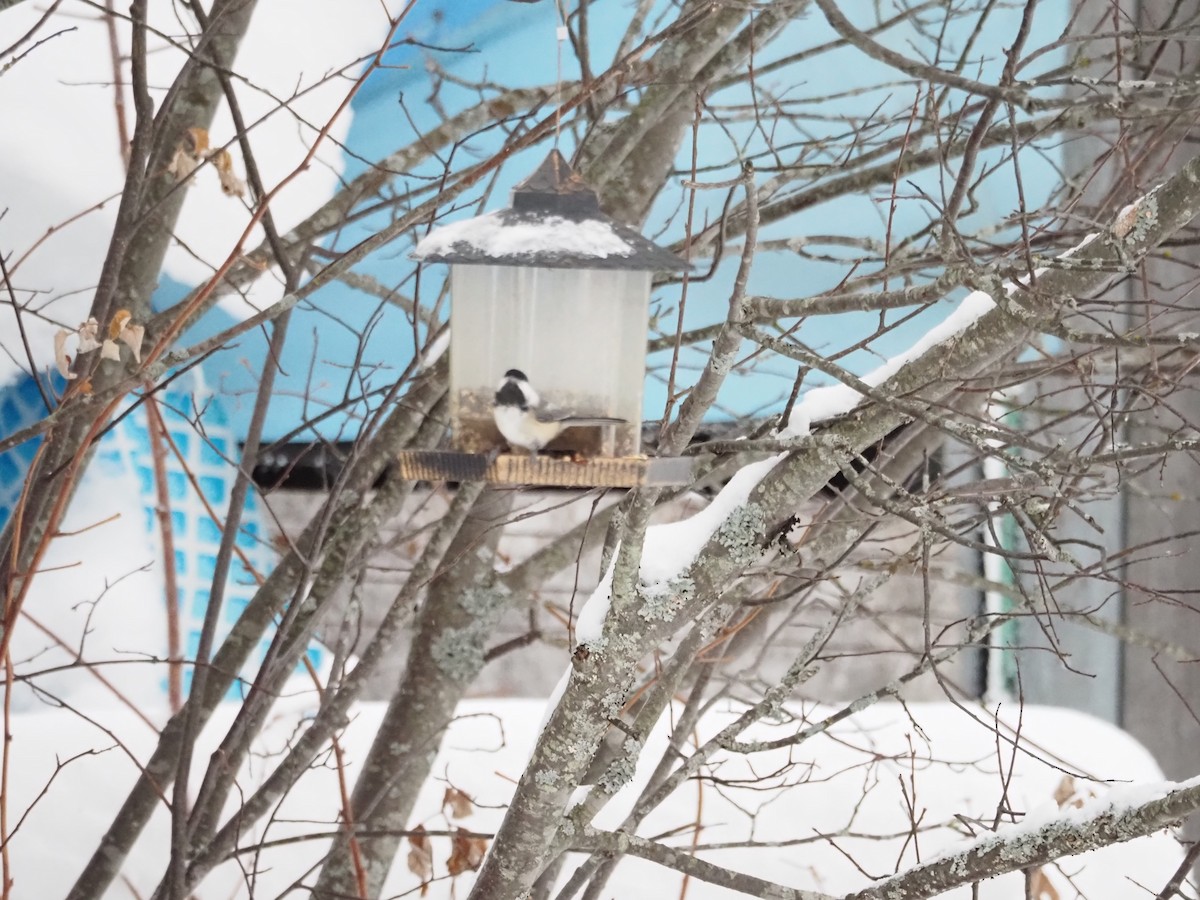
top-left (553, 1), bottom-right (569, 149)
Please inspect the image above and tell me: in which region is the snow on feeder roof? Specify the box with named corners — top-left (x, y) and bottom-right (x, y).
top-left (412, 150), bottom-right (690, 272)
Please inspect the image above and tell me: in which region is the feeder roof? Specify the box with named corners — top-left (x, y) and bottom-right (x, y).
top-left (412, 150), bottom-right (689, 272)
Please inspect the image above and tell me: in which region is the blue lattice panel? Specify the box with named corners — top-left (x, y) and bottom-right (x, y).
top-left (0, 370), bottom-right (323, 702)
top-left (0, 375), bottom-right (51, 526)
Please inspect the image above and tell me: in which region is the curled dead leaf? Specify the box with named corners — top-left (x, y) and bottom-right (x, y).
top-left (442, 787), bottom-right (473, 819)
top-left (98, 310), bottom-right (145, 364)
top-left (167, 147), bottom-right (200, 182)
top-left (211, 148), bottom-right (246, 198)
top-left (53, 329), bottom-right (76, 379)
top-left (407, 825), bottom-right (433, 887)
top-left (184, 126), bottom-right (209, 157)
top-left (119, 322), bottom-right (145, 363)
top-left (108, 309), bottom-right (132, 341)
top-left (167, 127), bottom-right (210, 183)
top-left (167, 127), bottom-right (245, 196)
top-left (1053, 775), bottom-right (1076, 807)
top-left (445, 827), bottom-right (487, 876)
top-left (77, 318), bottom-right (101, 353)
top-left (218, 167), bottom-right (246, 198)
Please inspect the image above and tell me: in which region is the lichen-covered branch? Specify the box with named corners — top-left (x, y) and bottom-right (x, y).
top-left (845, 777), bottom-right (1200, 900)
top-left (466, 492), bottom-right (661, 899)
top-left (312, 487), bottom-right (515, 898)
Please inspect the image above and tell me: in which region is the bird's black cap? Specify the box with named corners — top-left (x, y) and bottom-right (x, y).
top-left (504, 369), bottom-right (528, 381)
top-left (495, 380), bottom-right (528, 409)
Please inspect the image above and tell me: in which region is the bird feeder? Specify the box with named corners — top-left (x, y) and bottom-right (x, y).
top-left (397, 149), bottom-right (693, 488)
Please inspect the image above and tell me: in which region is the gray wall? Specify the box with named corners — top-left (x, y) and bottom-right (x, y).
top-left (264, 485), bottom-right (978, 703)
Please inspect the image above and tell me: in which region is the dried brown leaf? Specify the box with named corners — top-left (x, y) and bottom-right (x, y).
top-left (108, 309), bottom-right (132, 341)
top-left (407, 825), bottom-right (433, 885)
top-left (167, 147), bottom-right (199, 182)
top-left (1028, 867), bottom-right (1060, 900)
top-left (1053, 775), bottom-right (1076, 808)
top-left (210, 146), bottom-right (232, 174)
top-left (77, 318), bottom-right (101, 353)
top-left (184, 126), bottom-right (209, 157)
top-left (100, 339), bottom-right (121, 363)
top-left (119, 322), bottom-right (145, 363)
top-left (210, 148), bottom-right (246, 198)
top-left (442, 787), bottom-right (473, 819)
top-left (445, 827), bottom-right (487, 876)
top-left (168, 128), bottom-right (210, 183)
top-left (218, 168), bottom-right (246, 197)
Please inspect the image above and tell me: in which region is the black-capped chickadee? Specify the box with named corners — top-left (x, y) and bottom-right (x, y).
top-left (493, 369), bottom-right (625, 458)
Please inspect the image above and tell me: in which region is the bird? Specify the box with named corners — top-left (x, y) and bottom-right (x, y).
top-left (492, 369), bottom-right (625, 459)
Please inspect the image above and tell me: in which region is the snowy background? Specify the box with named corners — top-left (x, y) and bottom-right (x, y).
top-left (7, 698), bottom-right (1186, 898)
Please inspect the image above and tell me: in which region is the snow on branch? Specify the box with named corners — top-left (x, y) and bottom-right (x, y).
top-left (846, 774), bottom-right (1200, 900)
top-left (780, 227), bottom-right (1107, 438)
top-left (565, 774), bottom-right (1200, 900)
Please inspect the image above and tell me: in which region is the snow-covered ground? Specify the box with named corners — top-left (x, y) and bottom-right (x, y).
top-left (6, 697), bottom-right (1184, 898)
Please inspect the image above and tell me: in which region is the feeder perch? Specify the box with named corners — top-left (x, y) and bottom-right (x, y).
top-left (399, 149), bottom-right (692, 488)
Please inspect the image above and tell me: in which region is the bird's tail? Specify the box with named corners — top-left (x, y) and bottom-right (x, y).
top-left (557, 416), bottom-right (626, 426)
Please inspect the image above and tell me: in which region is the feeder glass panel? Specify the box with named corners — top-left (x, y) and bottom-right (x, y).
top-left (450, 264), bottom-right (651, 457)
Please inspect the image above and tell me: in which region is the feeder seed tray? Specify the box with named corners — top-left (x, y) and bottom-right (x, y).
top-left (393, 450), bottom-right (694, 488)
